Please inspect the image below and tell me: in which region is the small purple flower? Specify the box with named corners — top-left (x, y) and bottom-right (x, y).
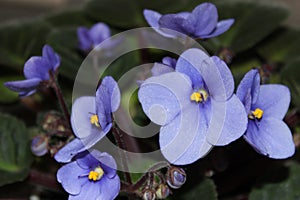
top-left (77, 22), bottom-right (114, 52)
top-left (4, 45), bottom-right (60, 97)
top-left (138, 48), bottom-right (247, 165)
top-left (55, 76), bottom-right (120, 163)
top-left (57, 150), bottom-right (120, 200)
top-left (144, 3), bottom-right (234, 39)
top-left (237, 69), bottom-right (295, 159)
top-left (151, 57), bottom-right (177, 76)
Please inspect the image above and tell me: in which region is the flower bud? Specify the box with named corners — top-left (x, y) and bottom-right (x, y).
top-left (143, 189), bottom-right (156, 200)
top-left (31, 135), bottom-right (48, 156)
top-left (166, 167), bottom-right (186, 189)
top-left (155, 184), bottom-right (170, 199)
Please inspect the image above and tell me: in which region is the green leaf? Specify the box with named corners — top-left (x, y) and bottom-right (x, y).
top-left (46, 27), bottom-right (83, 80)
top-left (249, 163), bottom-right (300, 200)
top-left (207, 0), bottom-right (289, 53)
top-left (281, 57), bottom-right (300, 106)
top-left (0, 20), bottom-right (52, 71)
top-left (0, 76), bottom-right (22, 103)
top-left (257, 28), bottom-right (300, 63)
top-left (175, 178), bottom-right (218, 200)
top-left (0, 114), bottom-right (33, 186)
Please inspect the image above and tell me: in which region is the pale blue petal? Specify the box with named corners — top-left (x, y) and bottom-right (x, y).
top-left (69, 181), bottom-right (100, 200)
top-left (200, 19), bottom-right (234, 39)
top-left (206, 95), bottom-right (247, 145)
top-left (42, 45), bottom-right (60, 70)
top-left (98, 175), bottom-right (120, 200)
top-left (151, 63), bottom-right (174, 76)
top-left (23, 56), bottom-right (53, 80)
top-left (244, 117), bottom-right (295, 159)
top-left (57, 161), bottom-right (88, 195)
top-left (89, 23), bottom-right (111, 46)
top-left (160, 103), bottom-right (212, 164)
top-left (54, 139), bottom-right (85, 163)
top-left (253, 84), bottom-right (290, 120)
top-left (138, 72), bottom-right (192, 126)
top-left (4, 78), bottom-right (41, 97)
top-left (77, 27), bottom-right (93, 51)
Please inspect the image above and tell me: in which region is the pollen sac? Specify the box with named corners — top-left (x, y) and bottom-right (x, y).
top-left (90, 114), bottom-right (100, 127)
top-left (155, 184), bottom-right (170, 199)
top-left (166, 167), bottom-right (186, 189)
top-left (88, 166), bottom-right (104, 181)
top-left (190, 89), bottom-right (209, 103)
top-left (249, 108), bottom-right (264, 120)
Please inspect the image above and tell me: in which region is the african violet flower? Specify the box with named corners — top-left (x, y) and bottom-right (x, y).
top-left (237, 69), bottom-right (295, 159)
top-left (57, 150), bottom-right (120, 200)
top-left (144, 2), bottom-right (234, 39)
top-left (4, 45), bottom-right (60, 97)
top-left (55, 76), bottom-right (120, 163)
top-left (78, 22), bottom-right (113, 52)
top-left (151, 57), bottom-right (177, 76)
top-left (138, 48), bottom-right (247, 165)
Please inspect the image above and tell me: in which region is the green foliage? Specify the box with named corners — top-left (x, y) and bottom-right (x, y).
top-left (249, 163), bottom-right (300, 200)
top-left (0, 114), bottom-right (33, 186)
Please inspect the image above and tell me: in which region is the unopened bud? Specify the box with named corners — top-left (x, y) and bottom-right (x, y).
top-left (155, 184), bottom-right (170, 199)
top-left (166, 167), bottom-right (186, 189)
top-left (143, 189), bottom-right (156, 200)
top-left (31, 135), bottom-right (48, 156)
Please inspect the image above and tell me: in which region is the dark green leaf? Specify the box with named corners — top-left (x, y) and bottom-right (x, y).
top-left (257, 28), bottom-right (300, 63)
top-left (0, 114), bottom-right (33, 186)
top-left (0, 20), bottom-right (52, 71)
top-left (175, 178), bottom-right (217, 200)
top-left (249, 163), bottom-right (300, 200)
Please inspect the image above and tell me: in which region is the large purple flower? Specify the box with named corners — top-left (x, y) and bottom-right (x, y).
top-left (4, 45), bottom-right (60, 97)
top-left (237, 69), bottom-right (295, 159)
top-left (144, 2), bottom-right (234, 39)
top-left (57, 150), bottom-right (120, 200)
top-left (138, 48), bottom-right (247, 165)
top-left (78, 22), bottom-right (113, 52)
top-left (55, 76), bottom-right (120, 163)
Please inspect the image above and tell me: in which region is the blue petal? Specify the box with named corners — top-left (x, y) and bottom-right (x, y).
top-left (162, 57), bottom-right (177, 68)
top-left (71, 96), bottom-right (101, 138)
top-left (201, 19), bottom-right (234, 39)
top-left (69, 181), bottom-right (100, 200)
top-left (96, 76), bottom-right (120, 132)
top-left (206, 95), bottom-right (248, 145)
top-left (159, 14), bottom-right (188, 35)
top-left (54, 139), bottom-right (85, 163)
top-left (191, 3), bottom-right (218, 36)
top-left (23, 56), bottom-right (53, 80)
top-left (253, 84), bottom-right (290, 120)
top-left (143, 9), bottom-right (175, 38)
top-left (177, 48), bottom-right (231, 101)
top-left (160, 103), bottom-right (212, 165)
top-left (236, 69), bottom-right (260, 105)
top-left (77, 27), bottom-right (93, 51)
top-left (138, 72), bottom-right (192, 126)
top-left (42, 45), bottom-right (60, 70)
top-left (57, 161), bottom-right (88, 195)
top-left (4, 78), bottom-right (41, 97)
top-left (211, 56), bottom-right (234, 99)
top-left (151, 63), bottom-right (175, 76)
top-left (244, 117), bottom-right (295, 159)
top-left (98, 175), bottom-right (120, 200)
top-left (89, 23), bottom-right (111, 46)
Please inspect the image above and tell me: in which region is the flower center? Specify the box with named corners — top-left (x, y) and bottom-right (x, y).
top-left (248, 108), bottom-right (264, 120)
top-left (90, 114), bottom-right (100, 127)
top-left (88, 166), bottom-right (104, 181)
top-left (190, 89), bottom-right (209, 103)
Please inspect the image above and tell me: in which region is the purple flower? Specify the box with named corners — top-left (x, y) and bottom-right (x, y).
top-left (55, 76), bottom-right (120, 163)
top-left (78, 22), bottom-right (113, 52)
top-left (57, 150), bottom-right (120, 200)
top-left (4, 45), bottom-right (60, 97)
top-left (151, 57), bottom-right (177, 76)
top-left (237, 69), bottom-right (295, 159)
top-left (144, 3), bottom-right (234, 39)
top-left (138, 48), bottom-right (247, 165)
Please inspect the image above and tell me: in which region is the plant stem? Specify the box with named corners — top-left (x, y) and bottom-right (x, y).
top-left (28, 169), bottom-right (63, 192)
top-left (112, 124), bottom-right (132, 185)
top-left (49, 72), bottom-right (71, 128)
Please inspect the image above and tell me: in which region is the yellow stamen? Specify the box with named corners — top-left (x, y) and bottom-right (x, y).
top-left (88, 167), bottom-right (104, 181)
top-left (190, 90), bottom-right (208, 103)
top-left (251, 108), bottom-right (264, 120)
top-left (90, 114), bottom-right (100, 127)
